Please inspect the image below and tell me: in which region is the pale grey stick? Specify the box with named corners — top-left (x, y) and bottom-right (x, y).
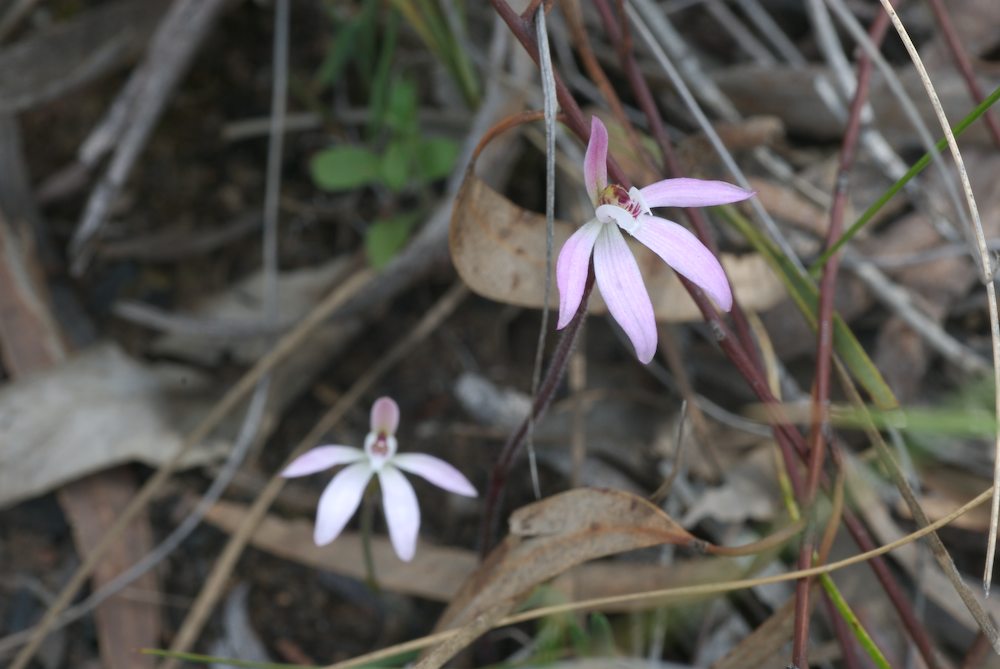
top-left (627, 0), bottom-right (806, 274)
top-left (70, 0), bottom-right (229, 272)
top-left (739, 0), bottom-right (806, 66)
top-left (844, 250), bottom-right (988, 373)
top-left (526, 5), bottom-right (558, 501)
top-left (823, 0), bottom-right (968, 240)
top-left (0, 3), bottom-right (285, 658)
top-left (704, 0), bottom-right (776, 65)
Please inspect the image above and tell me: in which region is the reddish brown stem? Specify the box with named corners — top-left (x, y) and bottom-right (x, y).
top-left (562, 1), bottom-right (660, 178)
top-left (593, 0), bottom-right (765, 376)
top-left (485, 8), bottom-right (940, 666)
top-left (479, 273), bottom-right (593, 555)
top-left (794, 9), bottom-right (892, 667)
top-left (489, 0), bottom-right (627, 185)
top-left (962, 630), bottom-right (991, 669)
top-left (519, 0), bottom-right (545, 21)
top-left (840, 506), bottom-right (940, 667)
top-left (923, 0), bottom-right (1000, 149)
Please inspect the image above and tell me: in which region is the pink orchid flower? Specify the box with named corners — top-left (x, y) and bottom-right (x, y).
top-left (281, 396), bottom-right (477, 562)
top-left (557, 116), bottom-right (755, 364)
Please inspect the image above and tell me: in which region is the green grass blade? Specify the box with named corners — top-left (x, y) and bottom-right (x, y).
top-left (391, 0), bottom-right (480, 107)
top-left (719, 205), bottom-right (897, 409)
top-left (819, 574), bottom-right (891, 669)
top-left (810, 84), bottom-right (1000, 275)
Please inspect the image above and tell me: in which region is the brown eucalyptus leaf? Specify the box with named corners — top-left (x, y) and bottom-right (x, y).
top-left (434, 488), bottom-right (698, 634)
top-left (202, 498), bottom-right (739, 608)
top-left (450, 173), bottom-right (784, 319)
top-left (416, 488), bottom-right (699, 668)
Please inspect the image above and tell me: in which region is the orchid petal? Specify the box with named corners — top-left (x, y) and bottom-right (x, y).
top-left (281, 445), bottom-right (365, 478)
top-left (593, 224), bottom-right (657, 363)
top-left (378, 466), bottom-right (420, 561)
top-left (632, 215), bottom-right (733, 311)
top-left (393, 453), bottom-right (478, 497)
top-left (314, 462), bottom-right (372, 546)
top-left (638, 178), bottom-right (754, 209)
top-left (556, 219), bottom-right (602, 328)
top-left (370, 396), bottom-right (400, 434)
top-left (584, 116), bottom-right (609, 203)
top-left (595, 204), bottom-right (638, 234)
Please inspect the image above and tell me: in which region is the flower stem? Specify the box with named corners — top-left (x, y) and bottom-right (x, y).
top-left (479, 271), bottom-right (594, 556)
top-left (360, 483), bottom-right (379, 592)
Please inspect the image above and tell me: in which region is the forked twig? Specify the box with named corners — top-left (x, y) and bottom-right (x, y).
top-left (70, 0), bottom-right (229, 273)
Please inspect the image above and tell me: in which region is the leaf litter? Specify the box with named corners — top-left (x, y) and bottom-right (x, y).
top-left (4, 1), bottom-right (1000, 668)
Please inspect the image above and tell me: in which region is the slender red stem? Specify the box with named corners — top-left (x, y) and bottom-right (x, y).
top-left (923, 0), bottom-right (1000, 149)
top-left (793, 9), bottom-right (892, 667)
top-left (593, 0), bottom-right (765, 376)
top-left (479, 274), bottom-right (594, 555)
top-left (484, 8), bottom-right (940, 666)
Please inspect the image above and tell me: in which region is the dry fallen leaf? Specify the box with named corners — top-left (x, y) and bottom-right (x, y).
top-left (1, 211), bottom-right (162, 666)
top-left (710, 598), bottom-right (795, 669)
top-left (0, 343), bottom-right (226, 508)
top-left (202, 498), bottom-right (741, 608)
top-left (411, 488), bottom-right (701, 668)
top-left (450, 174), bottom-right (785, 321)
top-left (682, 445), bottom-right (779, 526)
top-left (436, 488), bottom-right (697, 631)
top-left (59, 468), bottom-right (160, 669)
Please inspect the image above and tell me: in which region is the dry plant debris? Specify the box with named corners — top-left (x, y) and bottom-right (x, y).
top-left (2, 1), bottom-right (1000, 668)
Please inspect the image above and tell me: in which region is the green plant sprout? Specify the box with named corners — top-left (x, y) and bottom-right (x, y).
top-left (310, 1), bottom-right (469, 269)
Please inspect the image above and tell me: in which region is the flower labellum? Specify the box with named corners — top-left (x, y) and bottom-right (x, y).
top-left (281, 396), bottom-right (477, 561)
top-left (556, 116), bottom-right (755, 363)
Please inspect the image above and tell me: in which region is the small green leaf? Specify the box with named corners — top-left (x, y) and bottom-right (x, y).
top-left (385, 77), bottom-right (418, 135)
top-left (366, 213), bottom-right (419, 269)
top-left (415, 137), bottom-right (459, 182)
top-left (567, 617), bottom-right (591, 656)
top-left (310, 145), bottom-right (380, 191)
top-left (379, 140), bottom-right (410, 192)
top-left (587, 612), bottom-right (617, 656)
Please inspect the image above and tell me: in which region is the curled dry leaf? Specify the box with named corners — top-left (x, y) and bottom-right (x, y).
top-left (450, 173), bottom-right (784, 320)
top-left (430, 489), bottom-right (697, 644)
top-left (416, 488), bottom-right (699, 669)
